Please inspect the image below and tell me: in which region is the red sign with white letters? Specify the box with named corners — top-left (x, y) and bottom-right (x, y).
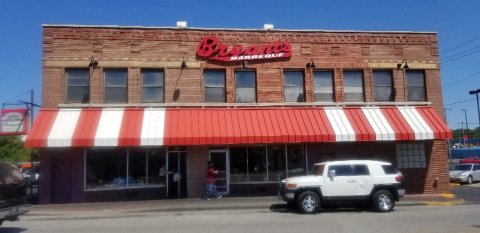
top-left (196, 36), bottom-right (292, 62)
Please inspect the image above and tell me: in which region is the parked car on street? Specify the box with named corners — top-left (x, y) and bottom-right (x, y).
top-left (19, 168), bottom-right (39, 186)
top-left (459, 157), bottom-right (480, 164)
top-left (0, 162), bottom-right (31, 226)
top-left (278, 160), bottom-right (405, 214)
top-left (449, 163), bottom-right (480, 184)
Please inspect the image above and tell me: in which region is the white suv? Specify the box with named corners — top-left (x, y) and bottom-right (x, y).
top-left (278, 160), bottom-right (405, 214)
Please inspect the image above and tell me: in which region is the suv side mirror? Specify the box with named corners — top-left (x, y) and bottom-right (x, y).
top-left (328, 170), bottom-right (336, 178)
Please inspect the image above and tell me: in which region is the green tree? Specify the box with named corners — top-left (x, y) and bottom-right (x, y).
top-left (451, 127), bottom-right (480, 140)
top-left (0, 135), bottom-right (35, 163)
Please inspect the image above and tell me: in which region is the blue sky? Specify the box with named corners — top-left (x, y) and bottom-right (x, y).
top-left (0, 0), bottom-right (479, 130)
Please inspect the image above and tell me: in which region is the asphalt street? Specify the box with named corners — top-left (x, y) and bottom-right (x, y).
top-left (2, 203), bottom-right (480, 233)
top-left (451, 182), bottom-right (480, 203)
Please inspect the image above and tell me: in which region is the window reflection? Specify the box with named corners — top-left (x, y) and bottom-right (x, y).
top-left (86, 148), bottom-right (166, 190)
top-left (229, 144), bottom-right (305, 183)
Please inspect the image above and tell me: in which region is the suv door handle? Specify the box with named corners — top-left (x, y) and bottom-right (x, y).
top-left (348, 179), bottom-right (356, 182)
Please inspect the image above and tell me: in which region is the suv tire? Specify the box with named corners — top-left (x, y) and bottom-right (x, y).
top-left (372, 190), bottom-right (395, 212)
top-left (297, 191), bottom-right (320, 214)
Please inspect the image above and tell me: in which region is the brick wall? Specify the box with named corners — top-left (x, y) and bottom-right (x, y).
top-left (186, 146), bottom-right (210, 197)
top-left (42, 26), bottom-right (442, 110)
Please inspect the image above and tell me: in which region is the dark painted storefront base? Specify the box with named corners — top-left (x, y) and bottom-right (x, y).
top-left (84, 188), bottom-right (167, 203)
top-left (230, 183), bottom-right (278, 197)
top-left (38, 141), bottom-right (450, 204)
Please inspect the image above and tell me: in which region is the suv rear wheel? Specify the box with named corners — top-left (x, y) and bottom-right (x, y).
top-left (372, 190), bottom-right (395, 212)
top-left (297, 191), bottom-right (320, 214)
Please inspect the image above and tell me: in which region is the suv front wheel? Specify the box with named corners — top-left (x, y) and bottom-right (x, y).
top-left (372, 190), bottom-right (395, 212)
top-left (297, 191), bottom-right (320, 214)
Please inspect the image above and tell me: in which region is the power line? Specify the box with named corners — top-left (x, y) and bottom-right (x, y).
top-left (440, 45), bottom-right (480, 61)
top-left (443, 71), bottom-right (480, 87)
top-left (441, 35), bottom-right (480, 55)
top-left (444, 98), bottom-right (476, 107)
top-left (440, 48), bottom-right (480, 64)
top-left (1, 90), bottom-right (31, 104)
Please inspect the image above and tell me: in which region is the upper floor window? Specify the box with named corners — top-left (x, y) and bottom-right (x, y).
top-left (343, 71), bottom-right (364, 102)
top-left (313, 70), bottom-right (334, 102)
top-left (142, 70), bottom-right (164, 103)
top-left (66, 69), bottom-right (89, 103)
top-left (105, 69), bottom-right (128, 103)
top-left (284, 71), bottom-right (305, 102)
top-left (204, 70), bottom-right (226, 103)
top-left (235, 71), bottom-right (256, 103)
top-left (373, 70), bottom-right (394, 101)
top-left (406, 70), bottom-right (426, 101)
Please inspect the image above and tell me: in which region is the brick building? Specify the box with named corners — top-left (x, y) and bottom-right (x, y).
top-left (26, 24), bottom-right (451, 204)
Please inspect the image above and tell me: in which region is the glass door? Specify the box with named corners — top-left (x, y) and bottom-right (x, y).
top-left (209, 149), bottom-right (229, 194)
top-left (167, 151), bottom-right (187, 198)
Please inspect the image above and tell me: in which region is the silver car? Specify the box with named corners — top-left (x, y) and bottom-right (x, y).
top-left (449, 163), bottom-right (480, 184)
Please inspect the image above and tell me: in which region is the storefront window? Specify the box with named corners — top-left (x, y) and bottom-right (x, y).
top-left (229, 144), bottom-right (305, 183)
top-left (204, 70), bottom-right (226, 102)
top-left (235, 71), bottom-right (256, 103)
top-left (373, 70), bottom-right (393, 101)
top-left (86, 148), bottom-right (127, 189)
top-left (128, 148), bottom-right (147, 187)
top-left (142, 69), bottom-right (164, 103)
top-left (313, 70), bottom-right (334, 102)
top-left (66, 69), bottom-right (89, 103)
top-left (105, 69), bottom-right (128, 103)
top-left (148, 148), bottom-right (167, 185)
top-left (284, 71), bottom-right (305, 102)
top-left (230, 147), bottom-right (248, 182)
top-left (267, 145), bottom-right (286, 181)
top-left (86, 148), bottom-right (166, 190)
top-left (248, 146), bottom-right (267, 182)
top-left (287, 144), bottom-right (306, 177)
top-left (343, 71), bottom-right (364, 102)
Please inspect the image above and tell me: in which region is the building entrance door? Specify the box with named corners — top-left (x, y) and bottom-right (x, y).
top-left (167, 151), bottom-right (187, 198)
top-left (209, 149), bottom-right (229, 194)
top-left (51, 157), bottom-right (72, 204)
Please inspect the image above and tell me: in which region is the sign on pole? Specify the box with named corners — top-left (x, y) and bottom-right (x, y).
top-left (0, 108), bottom-right (29, 135)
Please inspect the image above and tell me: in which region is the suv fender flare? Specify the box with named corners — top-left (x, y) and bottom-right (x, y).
top-left (370, 184), bottom-right (399, 201)
top-left (294, 186), bottom-right (324, 203)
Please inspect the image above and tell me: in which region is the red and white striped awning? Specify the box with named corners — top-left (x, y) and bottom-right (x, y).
top-left (26, 106), bottom-right (451, 148)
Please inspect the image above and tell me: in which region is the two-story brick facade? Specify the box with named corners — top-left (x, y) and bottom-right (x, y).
top-left (26, 24), bottom-right (451, 204)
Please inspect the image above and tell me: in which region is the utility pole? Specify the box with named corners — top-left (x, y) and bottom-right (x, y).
top-left (18, 89), bottom-right (41, 198)
top-left (462, 109), bottom-right (469, 148)
top-left (443, 108), bottom-right (451, 161)
top-left (470, 89), bottom-right (480, 130)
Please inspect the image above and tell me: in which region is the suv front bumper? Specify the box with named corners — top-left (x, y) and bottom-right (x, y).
top-left (278, 183), bottom-right (295, 201)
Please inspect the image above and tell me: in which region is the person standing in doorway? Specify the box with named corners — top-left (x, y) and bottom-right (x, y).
top-left (202, 161), bottom-right (222, 200)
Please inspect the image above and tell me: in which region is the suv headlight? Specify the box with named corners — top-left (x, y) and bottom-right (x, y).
top-left (287, 183), bottom-right (297, 189)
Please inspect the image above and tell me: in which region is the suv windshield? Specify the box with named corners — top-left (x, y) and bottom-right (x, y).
top-left (453, 164), bottom-right (472, 171)
top-left (310, 164), bottom-right (325, 176)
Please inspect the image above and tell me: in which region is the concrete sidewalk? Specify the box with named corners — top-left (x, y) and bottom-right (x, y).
top-left (27, 193), bottom-right (463, 218)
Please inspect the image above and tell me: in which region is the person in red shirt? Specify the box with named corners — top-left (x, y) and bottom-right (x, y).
top-left (202, 161), bottom-right (222, 200)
